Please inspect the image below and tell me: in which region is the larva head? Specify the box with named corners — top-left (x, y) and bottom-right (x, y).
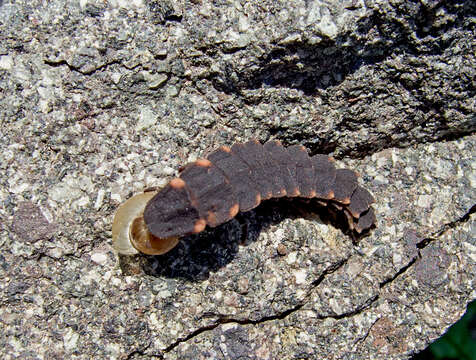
top-left (112, 191), bottom-right (180, 255)
top-left (143, 178), bottom-right (205, 238)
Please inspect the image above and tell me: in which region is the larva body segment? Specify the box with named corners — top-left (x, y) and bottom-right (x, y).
top-left (113, 140), bottom-right (377, 255)
top-left (179, 159), bottom-right (237, 227)
top-left (263, 141), bottom-right (300, 197)
top-left (207, 146), bottom-right (261, 212)
top-left (287, 145), bottom-right (316, 198)
top-left (333, 169), bottom-right (358, 204)
top-left (312, 154), bottom-right (336, 200)
top-left (355, 208), bottom-right (376, 233)
top-left (348, 186), bottom-right (375, 218)
top-left (142, 140), bottom-right (376, 244)
top-left (231, 141), bottom-right (278, 200)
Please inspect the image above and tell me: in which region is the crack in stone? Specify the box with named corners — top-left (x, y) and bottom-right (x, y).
top-left (379, 257), bottom-right (418, 289)
top-left (125, 341), bottom-right (164, 360)
top-left (417, 203), bottom-right (476, 249)
top-left (348, 205), bottom-right (476, 351)
top-left (315, 294), bottom-right (379, 320)
top-left (379, 203), bottom-right (475, 289)
top-left (44, 58), bottom-right (122, 75)
top-left (150, 204), bottom-right (476, 355)
top-left (163, 257), bottom-right (349, 353)
top-left (352, 316), bottom-right (381, 349)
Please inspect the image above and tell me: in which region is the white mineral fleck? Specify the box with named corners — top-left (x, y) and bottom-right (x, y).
top-left (91, 252), bottom-right (108, 265)
top-left (111, 193), bottom-right (122, 202)
top-left (417, 194), bottom-right (432, 207)
top-left (214, 290), bottom-right (223, 301)
top-left (105, 343), bottom-right (121, 358)
top-left (0, 55), bottom-right (14, 70)
top-left (111, 277), bottom-right (121, 287)
top-left (463, 242), bottom-right (476, 262)
top-left (74, 196), bottom-right (90, 207)
top-left (392, 252), bottom-right (402, 267)
top-left (10, 182), bottom-right (29, 194)
top-left (147, 73), bottom-right (168, 89)
top-left (63, 328), bottom-right (79, 351)
top-left (166, 85), bottom-right (179, 97)
top-left (94, 189), bottom-right (105, 210)
top-left (330, 298), bottom-right (342, 314)
top-left (136, 106), bottom-right (157, 131)
top-left (317, 14), bottom-right (338, 38)
top-left (158, 290), bottom-right (171, 299)
top-left (49, 185), bottom-right (81, 202)
top-left (111, 72), bottom-right (122, 84)
top-left (162, 166), bottom-right (175, 176)
top-left (286, 251), bottom-right (297, 264)
top-left (294, 269), bottom-right (307, 284)
top-left (238, 15), bottom-right (250, 32)
top-left (306, 2), bottom-right (321, 24)
top-left (37, 86), bottom-right (53, 99)
top-left (149, 312), bottom-right (159, 327)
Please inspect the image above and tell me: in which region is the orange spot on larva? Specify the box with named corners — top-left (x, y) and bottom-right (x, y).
top-left (220, 145), bottom-right (231, 153)
top-left (229, 203), bottom-right (239, 218)
top-left (196, 158), bottom-right (212, 167)
top-left (170, 178), bottom-right (186, 189)
top-left (193, 219), bottom-right (207, 233)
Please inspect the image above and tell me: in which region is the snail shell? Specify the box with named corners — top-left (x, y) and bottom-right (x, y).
top-left (112, 191), bottom-right (179, 255)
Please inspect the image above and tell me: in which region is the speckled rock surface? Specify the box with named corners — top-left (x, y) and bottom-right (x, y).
top-left (0, 0), bottom-right (475, 359)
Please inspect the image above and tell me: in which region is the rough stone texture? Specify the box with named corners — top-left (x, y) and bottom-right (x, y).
top-left (0, 0), bottom-right (474, 359)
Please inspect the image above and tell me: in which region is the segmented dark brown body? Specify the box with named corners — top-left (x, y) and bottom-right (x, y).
top-left (144, 140), bottom-right (376, 239)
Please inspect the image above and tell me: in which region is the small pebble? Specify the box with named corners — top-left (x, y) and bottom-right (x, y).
top-left (277, 243), bottom-right (288, 256)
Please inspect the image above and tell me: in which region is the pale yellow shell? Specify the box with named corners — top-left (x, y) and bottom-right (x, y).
top-left (112, 191), bottom-right (179, 255)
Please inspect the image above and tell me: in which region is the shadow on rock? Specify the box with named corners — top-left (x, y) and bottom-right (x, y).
top-left (118, 198), bottom-right (371, 281)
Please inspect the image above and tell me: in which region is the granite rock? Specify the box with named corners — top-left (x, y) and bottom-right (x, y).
top-left (0, 0), bottom-right (474, 359)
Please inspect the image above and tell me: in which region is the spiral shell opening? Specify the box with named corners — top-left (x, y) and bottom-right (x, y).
top-left (112, 192), bottom-right (179, 255)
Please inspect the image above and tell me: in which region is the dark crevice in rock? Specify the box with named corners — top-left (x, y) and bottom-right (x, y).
top-left (163, 257), bottom-right (350, 353)
top-left (43, 58), bottom-right (122, 75)
top-left (379, 203), bottom-right (475, 289)
top-left (316, 294), bottom-right (379, 320)
top-left (417, 203), bottom-right (476, 249)
top-left (147, 0), bottom-right (183, 25)
top-left (380, 257), bottom-right (418, 289)
top-left (43, 58), bottom-right (72, 69)
top-left (162, 255), bottom-right (380, 354)
top-left (210, 1), bottom-right (475, 95)
top-left (163, 322), bottom-right (221, 354)
top-left (333, 129), bottom-right (475, 161)
top-left (352, 317), bottom-right (382, 348)
top-left (126, 347), bottom-right (163, 360)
